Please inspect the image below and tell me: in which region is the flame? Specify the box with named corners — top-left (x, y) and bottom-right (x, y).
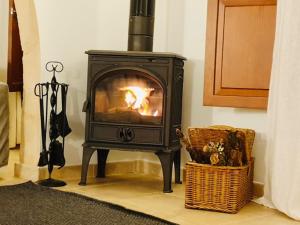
top-left (125, 90), bottom-right (136, 107)
top-left (120, 86), bottom-right (159, 116)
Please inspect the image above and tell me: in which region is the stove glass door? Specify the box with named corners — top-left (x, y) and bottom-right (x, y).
top-left (93, 69), bottom-right (163, 125)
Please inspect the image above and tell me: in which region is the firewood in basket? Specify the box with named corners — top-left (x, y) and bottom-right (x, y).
top-left (227, 131), bottom-right (247, 166)
top-left (176, 129), bottom-right (206, 162)
top-left (210, 153), bottom-right (220, 165)
top-left (203, 140), bottom-right (227, 166)
top-left (228, 149), bottom-right (243, 167)
top-left (189, 148), bottom-right (208, 164)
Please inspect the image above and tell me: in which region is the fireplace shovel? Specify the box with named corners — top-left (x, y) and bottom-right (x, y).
top-left (35, 83), bottom-right (49, 167)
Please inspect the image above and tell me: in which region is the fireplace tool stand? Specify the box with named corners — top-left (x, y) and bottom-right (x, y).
top-left (35, 61), bottom-right (71, 187)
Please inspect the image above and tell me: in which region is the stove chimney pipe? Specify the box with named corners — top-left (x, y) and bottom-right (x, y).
top-left (128, 0), bottom-right (155, 51)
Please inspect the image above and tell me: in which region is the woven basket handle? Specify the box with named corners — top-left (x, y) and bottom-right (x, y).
top-left (247, 166), bottom-right (251, 177)
top-left (247, 158), bottom-right (254, 177)
top-left (208, 125), bottom-right (236, 130)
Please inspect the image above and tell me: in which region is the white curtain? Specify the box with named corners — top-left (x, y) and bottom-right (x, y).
top-left (258, 0), bottom-right (300, 220)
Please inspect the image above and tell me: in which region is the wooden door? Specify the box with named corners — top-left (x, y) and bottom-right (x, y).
top-left (7, 0), bottom-right (23, 92)
top-left (203, 0), bottom-right (277, 109)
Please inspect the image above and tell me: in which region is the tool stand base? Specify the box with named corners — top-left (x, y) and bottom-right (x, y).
top-left (36, 178), bottom-right (66, 187)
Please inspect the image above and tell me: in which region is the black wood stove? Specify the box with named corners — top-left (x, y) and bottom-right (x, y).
top-left (79, 0), bottom-right (186, 193)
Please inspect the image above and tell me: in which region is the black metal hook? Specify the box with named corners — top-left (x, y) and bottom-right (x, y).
top-left (45, 61), bottom-right (64, 73)
top-left (34, 83), bottom-right (49, 98)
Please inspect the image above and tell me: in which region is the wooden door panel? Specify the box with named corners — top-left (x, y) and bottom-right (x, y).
top-left (221, 6), bottom-right (276, 90)
top-left (203, 0), bottom-right (276, 108)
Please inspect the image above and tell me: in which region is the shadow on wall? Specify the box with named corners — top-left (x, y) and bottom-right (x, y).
top-left (64, 86), bottom-right (86, 164)
top-left (181, 60), bottom-right (194, 128)
top-left (180, 59), bottom-right (214, 164)
top-left (67, 87), bottom-right (85, 138)
top-left (181, 59), bottom-right (213, 130)
top-left (233, 107), bottom-right (267, 115)
top-left (252, 131), bottom-right (267, 182)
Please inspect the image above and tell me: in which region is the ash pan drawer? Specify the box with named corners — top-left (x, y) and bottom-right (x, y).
top-left (91, 125), bottom-right (163, 145)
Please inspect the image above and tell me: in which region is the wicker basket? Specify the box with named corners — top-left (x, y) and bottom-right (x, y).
top-left (184, 126), bottom-right (255, 213)
top-left (185, 158), bottom-right (254, 213)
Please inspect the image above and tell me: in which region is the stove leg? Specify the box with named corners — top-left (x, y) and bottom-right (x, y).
top-left (96, 149), bottom-right (110, 178)
top-left (79, 147), bottom-right (97, 185)
top-left (156, 151), bottom-right (175, 193)
top-left (174, 148), bottom-right (182, 184)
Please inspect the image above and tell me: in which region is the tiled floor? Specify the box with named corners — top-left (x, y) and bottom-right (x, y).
top-left (1, 150), bottom-right (299, 225)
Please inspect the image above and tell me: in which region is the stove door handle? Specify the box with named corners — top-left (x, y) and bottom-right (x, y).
top-left (124, 128), bottom-right (135, 142)
top-left (118, 128), bottom-right (135, 142)
top-left (118, 128), bottom-right (126, 142)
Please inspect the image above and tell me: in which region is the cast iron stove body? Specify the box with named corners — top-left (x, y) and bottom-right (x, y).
top-left (80, 50), bottom-right (185, 192)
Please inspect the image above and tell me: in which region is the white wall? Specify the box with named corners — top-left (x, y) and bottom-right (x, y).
top-left (0, 0), bottom-right (8, 82)
top-left (32, 0), bottom-right (268, 183)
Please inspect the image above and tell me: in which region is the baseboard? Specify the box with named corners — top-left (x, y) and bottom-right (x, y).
top-left (253, 182), bottom-right (264, 198)
top-left (14, 160), bottom-right (155, 181)
top-left (47, 160), bottom-right (163, 180)
top-left (14, 163), bottom-right (94, 181)
top-left (14, 163), bottom-right (40, 181)
top-left (15, 160), bottom-right (264, 197)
